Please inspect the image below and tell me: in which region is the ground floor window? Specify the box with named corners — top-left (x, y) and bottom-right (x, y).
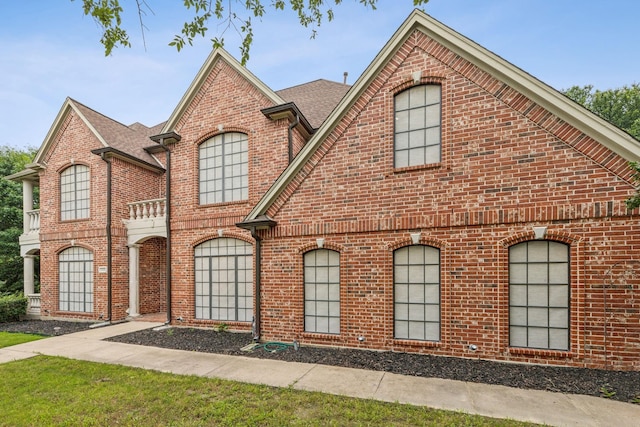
top-left (194, 238), bottom-right (253, 321)
top-left (304, 249), bottom-right (340, 334)
top-left (394, 245), bottom-right (441, 341)
top-left (59, 247), bottom-right (93, 312)
top-left (509, 240), bottom-right (569, 351)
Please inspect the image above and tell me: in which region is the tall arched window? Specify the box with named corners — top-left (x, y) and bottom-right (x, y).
top-left (194, 238), bottom-right (253, 321)
top-left (199, 132), bottom-right (248, 204)
top-left (59, 247), bottom-right (93, 312)
top-left (509, 241), bottom-right (569, 351)
top-left (304, 249), bottom-right (340, 334)
top-left (394, 84), bottom-right (441, 168)
top-left (60, 164), bottom-right (90, 220)
top-left (394, 245), bottom-right (441, 341)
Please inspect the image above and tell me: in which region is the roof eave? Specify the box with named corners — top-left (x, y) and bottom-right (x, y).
top-left (91, 147), bottom-right (165, 173)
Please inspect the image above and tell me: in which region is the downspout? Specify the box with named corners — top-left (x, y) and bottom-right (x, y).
top-left (163, 143), bottom-right (172, 325)
top-left (251, 227), bottom-right (262, 341)
top-left (101, 153), bottom-right (113, 323)
top-left (287, 114), bottom-right (299, 164)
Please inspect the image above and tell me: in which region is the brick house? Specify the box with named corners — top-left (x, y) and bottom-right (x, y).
top-left (7, 10), bottom-right (640, 370)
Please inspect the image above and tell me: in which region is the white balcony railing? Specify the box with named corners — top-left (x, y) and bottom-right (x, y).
top-left (27, 293), bottom-right (41, 315)
top-left (26, 209), bottom-right (40, 234)
top-left (128, 198), bottom-right (166, 221)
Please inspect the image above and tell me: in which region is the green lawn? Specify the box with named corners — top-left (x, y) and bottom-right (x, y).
top-left (0, 331), bottom-right (46, 348)
top-left (0, 356), bottom-right (539, 426)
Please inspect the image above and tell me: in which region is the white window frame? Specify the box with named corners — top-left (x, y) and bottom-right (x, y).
top-left (199, 132), bottom-right (248, 204)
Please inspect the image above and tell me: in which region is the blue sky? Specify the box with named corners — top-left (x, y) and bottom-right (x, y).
top-left (1, 0), bottom-right (638, 151)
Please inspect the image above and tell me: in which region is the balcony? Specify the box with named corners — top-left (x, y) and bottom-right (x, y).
top-left (124, 198), bottom-right (167, 244)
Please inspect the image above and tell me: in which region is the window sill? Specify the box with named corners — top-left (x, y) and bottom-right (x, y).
top-left (60, 218), bottom-right (91, 223)
top-left (392, 338), bottom-right (442, 349)
top-left (198, 200), bottom-right (248, 209)
top-left (508, 347), bottom-right (573, 358)
top-left (301, 332), bottom-right (342, 341)
top-left (393, 162), bottom-right (442, 174)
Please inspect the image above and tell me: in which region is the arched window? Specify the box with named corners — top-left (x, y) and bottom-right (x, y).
top-left (304, 249), bottom-right (340, 334)
top-left (509, 241), bottom-right (569, 351)
top-left (59, 247), bottom-right (93, 312)
top-left (199, 132), bottom-right (248, 204)
top-left (394, 84), bottom-right (441, 168)
top-left (60, 164), bottom-right (90, 220)
top-left (393, 245), bottom-right (440, 341)
top-left (194, 238), bottom-right (253, 321)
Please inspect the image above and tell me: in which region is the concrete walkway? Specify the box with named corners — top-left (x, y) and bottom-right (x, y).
top-left (1, 321), bottom-right (639, 426)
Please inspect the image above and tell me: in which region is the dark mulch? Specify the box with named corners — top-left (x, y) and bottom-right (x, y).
top-left (2, 320), bottom-right (639, 404)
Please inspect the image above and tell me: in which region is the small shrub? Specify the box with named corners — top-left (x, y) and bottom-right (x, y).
top-left (0, 293), bottom-right (28, 323)
top-left (216, 323), bottom-right (229, 332)
top-left (599, 384), bottom-right (617, 399)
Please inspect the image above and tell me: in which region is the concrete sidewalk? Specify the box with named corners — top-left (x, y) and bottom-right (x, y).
top-left (1, 321), bottom-right (639, 426)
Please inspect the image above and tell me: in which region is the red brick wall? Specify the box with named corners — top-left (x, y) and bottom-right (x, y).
top-left (256, 30), bottom-right (640, 369)
top-left (167, 57), bottom-right (303, 328)
top-left (139, 237), bottom-right (166, 314)
top-left (38, 109), bottom-right (166, 321)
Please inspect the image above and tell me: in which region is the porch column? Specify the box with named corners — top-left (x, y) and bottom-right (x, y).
top-left (23, 255), bottom-right (35, 295)
top-left (22, 180), bottom-right (33, 233)
top-left (128, 244), bottom-right (141, 317)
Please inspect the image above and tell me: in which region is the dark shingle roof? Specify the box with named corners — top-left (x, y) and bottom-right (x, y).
top-left (71, 99), bottom-right (164, 167)
top-left (276, 79), bottom-right (350, 129)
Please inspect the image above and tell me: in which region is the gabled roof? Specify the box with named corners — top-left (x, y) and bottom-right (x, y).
top-left (161, 49), bottom-right (286, 134)
top-left (32, 98), bottom-right (164, 170)
top-left (276, 79), bottom-right (351, 129)
top-left (243, 9), bottom-right (640, 222)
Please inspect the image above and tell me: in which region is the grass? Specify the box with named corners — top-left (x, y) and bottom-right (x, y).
top-left (0, 356), bottom-right (540, 426)
top-left (0, 331), bottom-right (46, 348)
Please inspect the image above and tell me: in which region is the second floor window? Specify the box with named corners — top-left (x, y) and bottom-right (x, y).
top-left (60, 164), bottom-right (90, 220)
top-left (394, 84), bottom-right (441, 168)
top-left (199, 132), bottom-right (248, 204)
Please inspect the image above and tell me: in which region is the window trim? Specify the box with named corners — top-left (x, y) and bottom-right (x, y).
top-left (508, 240), bottom-right (570, 352)
top-left (393, 83), bottom-right (443, 170)
top-left (194, 237), bottom-right (253, 322)
top-left (393, 244), bottom-right (441, 342)
top-left (303, 248), bottom-right (341, 335)
top-left (59, 164), bottom-right (90, 221)
top-left (198, 132), bottom-right (249, 205)
top-left (58, 246), bottom-right (94, 313)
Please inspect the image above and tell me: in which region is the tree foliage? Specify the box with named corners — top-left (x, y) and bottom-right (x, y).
top-left (563, 84), bottom-right (640, 140)
top-left (0, 147), bottom-right (37, 294)
top-left (75, 0), bottom-right (429, 64)
top-left (563, 84), bottom-right (640, 209)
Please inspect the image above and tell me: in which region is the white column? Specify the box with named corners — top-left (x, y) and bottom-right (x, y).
top-left (23, 255), bottom-right (35, 295)
top-left (128, 244), bottom-right (141, 317)
top-left (22, 180), bottom-right (33, 233)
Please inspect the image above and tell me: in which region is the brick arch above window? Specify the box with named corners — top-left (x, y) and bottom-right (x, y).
top-left (194, 126), bottom-right (252, 146)
top-left (298, 240), bottom-right (344, 255)
top-left (191, 232), bottom-right (255, 249)
top-left (499, 229), bottom-right (582, 249)
top-left (391, 74), bottom-right (446, 94)
top-left (386, 234), bottom-right (447, 252)
top-left (55, 243), bottom-right (95, 256)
